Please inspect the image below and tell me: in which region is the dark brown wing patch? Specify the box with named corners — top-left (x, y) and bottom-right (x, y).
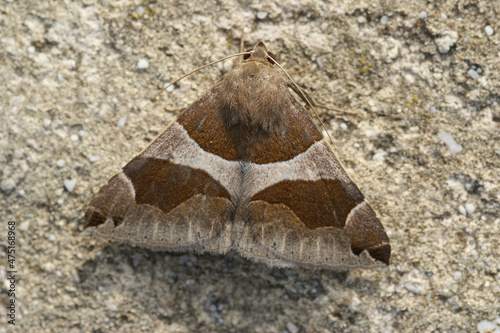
top-left (123, 157), bottom-right (231, 215)
top-left (344, 203), bottom-right (391, 265)
top-left (250, 179), bottom-right (364, 229)
top-left (177, 92), bottom-right (241, 161)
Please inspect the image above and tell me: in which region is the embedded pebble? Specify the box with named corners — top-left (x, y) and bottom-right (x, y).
top-left (56, 159), bottom-right (65, 167)
top-left (136, 6), bottom-right (145, 15)
top-left (117, 116), bottom-right (127, 127)
top-left (340, 123), bottom-right (348, 131)
top-left (380, 16), bottom-right (389, 25)
top-left (419, 11), bottom-right (427, 19)
top-left (19, 221), bottom-right (30, 231)
top-left (164, 82), bottom-right (175, 92)
top-left (137, 59), bottom-right (149, 69)
top-left (372, 153), bottom-right (384, 161)
top-left (458, 205), bottom-right (467, 215)
top-left (388, 44), bottom-right (399, 59)
top-left (404, 283), bottom-right (422, 294)
top-left (438, 131), bottom-right (463, 154)
top-left (256, 11), bottom-right (268, 20)
top-left (89, 155), bottom-right (101, 163)
top-left (435, 31), bottom-right (458, 54)
top-left (0, 178), bottom-right (16, 194)
top-left (485, 25), bottom-right (494, 36)
top-left (357, 16), bottom-right (367, 24)
top-left (465, 203), bottom-right (475, 215)
top-left (63, 178), bottom-right (76, 192)
top-left (43, 262), bottom-right (55, 273)
top-left (477, 319), bottom-right (499, 333)
top-left (467, 68), bottom-right (480, 80)
top-left (286, 322), bottom-right (299, 333)
top-left (70, 134), bottom-right (79, 142)
top-left (107, 300), bottom-right (118, 312)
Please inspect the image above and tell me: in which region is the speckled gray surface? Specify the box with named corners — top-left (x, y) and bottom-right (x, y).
top-left (1, 0), bottom-right (499, 332)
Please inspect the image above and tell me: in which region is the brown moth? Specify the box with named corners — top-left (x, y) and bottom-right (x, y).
top-left (84, 42), bottom-right (391, 269)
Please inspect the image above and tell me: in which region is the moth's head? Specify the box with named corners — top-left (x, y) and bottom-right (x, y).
top-left (243, 41), bottom-right (277, 65)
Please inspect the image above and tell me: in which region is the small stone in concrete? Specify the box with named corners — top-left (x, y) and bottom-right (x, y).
top-left (117, 116), bottom-right (127, 127)
top-left (485, 25), bottom-right (494, 36)
top-left (435, 31), bottom-right (458, 54)
top-left (467, 68), bottom-right (480, 80)
top-left (256, 11), bottom-right (268, 20)
top-left (438, 131), bottom-right (463, 154)
top-left (137, 59), bottom-right (149, 69)
top-left (63, 178), bottom-right (76, 192)
top-left (465, 203), bottom-right (475, 215)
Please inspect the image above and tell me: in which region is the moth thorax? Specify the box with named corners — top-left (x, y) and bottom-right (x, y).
top-left (218, 61), bottom-right (292, 133)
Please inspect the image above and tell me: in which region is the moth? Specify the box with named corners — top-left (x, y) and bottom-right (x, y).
top-left (84, 42), bottom-right (391, 269)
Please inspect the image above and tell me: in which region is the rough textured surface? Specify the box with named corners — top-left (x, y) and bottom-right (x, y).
top-left (1, 0), bottom-right (499, 332)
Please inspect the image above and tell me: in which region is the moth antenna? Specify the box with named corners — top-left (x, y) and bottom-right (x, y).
top-left (267, 56), bottom-right (335, 146)
top-left (152, 51), bottom-right (253, 101)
